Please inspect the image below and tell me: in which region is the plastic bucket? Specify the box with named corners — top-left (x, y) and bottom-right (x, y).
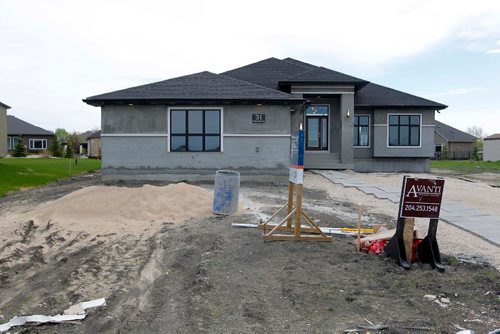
top-left (213, 170), bottom-right (240, 215)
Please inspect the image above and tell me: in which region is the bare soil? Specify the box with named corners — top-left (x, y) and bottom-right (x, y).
top-left (0, 172), bottom-right (498, 333)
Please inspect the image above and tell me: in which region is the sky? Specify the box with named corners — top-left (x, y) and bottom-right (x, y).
top-left (1, 0), bottom-right (499, 136)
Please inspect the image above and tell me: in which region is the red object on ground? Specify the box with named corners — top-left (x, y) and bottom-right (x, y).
top-left (361, 239), bottom-right (423, 263)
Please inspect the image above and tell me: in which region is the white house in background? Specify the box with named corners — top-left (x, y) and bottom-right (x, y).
top-left (483, 133), bottom-right (500, 161)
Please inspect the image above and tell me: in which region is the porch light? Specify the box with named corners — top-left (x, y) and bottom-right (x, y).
top-left (346, 109), bottom-right (351, 117)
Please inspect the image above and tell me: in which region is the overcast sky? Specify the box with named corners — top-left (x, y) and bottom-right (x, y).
top-left (1, 0), bottom-right (499, 136)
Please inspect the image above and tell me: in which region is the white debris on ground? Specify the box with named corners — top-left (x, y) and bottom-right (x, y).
top-left (0, 298), bottom-right (106, 333)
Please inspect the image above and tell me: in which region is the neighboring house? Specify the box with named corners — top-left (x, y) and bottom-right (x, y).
top-left (86, 130), bottom-right (101, 158)
top-left (483, 133), bottom-right (500, 161)
top-left (434, 120), bottom-right (477, 160)
top-left (83, 57), bottom-right (446, 181)
top-left (0, 101), bottom-right (10, 157)
top-left (7, 115), bottom-right (54, 153)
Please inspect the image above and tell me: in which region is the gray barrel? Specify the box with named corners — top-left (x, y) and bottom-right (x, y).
top-left (213, 170), bottom-right (240, 215)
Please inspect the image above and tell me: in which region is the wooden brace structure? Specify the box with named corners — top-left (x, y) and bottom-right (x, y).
top-left (258, 182), bottom-right (332, 242)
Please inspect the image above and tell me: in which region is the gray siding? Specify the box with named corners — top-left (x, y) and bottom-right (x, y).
top-left (372, 109), bottom-right (435, 158)
top-left (101, 104), bottom-right (292, 181)
top-left (354, 158), bottom-right (430, 173)
top-left (102, 105), bottom-right (168, 134)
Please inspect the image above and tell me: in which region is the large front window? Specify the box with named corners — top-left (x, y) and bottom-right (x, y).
top-left (388, 115), bottom-right (420, 146)
top-left (29, 139), bottom-right (47, 150)
top-left (354, 115), bottom-right (369, 146)
top-left (170, 109), bottom-right (221, 152)
top-left (305, 105), bottom-right (329, 151)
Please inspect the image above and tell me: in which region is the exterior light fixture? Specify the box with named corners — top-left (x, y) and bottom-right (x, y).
top-left (346, 109), bottom-right (351, 117)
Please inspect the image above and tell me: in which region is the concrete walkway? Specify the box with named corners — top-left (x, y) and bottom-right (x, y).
top-left (313, 170), bottom-right (500, 246)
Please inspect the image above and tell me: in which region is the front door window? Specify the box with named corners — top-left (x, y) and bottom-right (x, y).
top-left (305, 105), bottom-right (329, 151)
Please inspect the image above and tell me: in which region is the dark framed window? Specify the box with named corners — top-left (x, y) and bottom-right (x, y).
top-left (305, 105), bottom-right (329, 151)
top-left (354, 115), bottom-right (369, 146)
top-left (170, 109), bottom-right (221, 152)
top-left (388, 115), bottom-right (420, 146)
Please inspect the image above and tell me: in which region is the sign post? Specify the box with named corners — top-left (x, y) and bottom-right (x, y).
top-left (385, 176), bottom-right (446, 271)
top-left (258, 129), bottom-right (332, 242)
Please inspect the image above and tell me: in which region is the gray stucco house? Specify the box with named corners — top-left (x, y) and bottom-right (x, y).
top-left (84, 57), bottom-right (446, 181)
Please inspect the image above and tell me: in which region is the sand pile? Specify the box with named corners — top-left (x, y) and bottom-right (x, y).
top-left (16, 183), bottom-right (214, 236)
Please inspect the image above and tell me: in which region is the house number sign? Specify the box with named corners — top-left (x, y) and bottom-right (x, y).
top-left (252, 114), bottom-right (265, 123)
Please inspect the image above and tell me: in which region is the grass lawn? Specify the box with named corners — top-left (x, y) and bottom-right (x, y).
top-left (430, 159), bottom-right (500, 174)
top-left (0, 158), bottom-right (101, 196)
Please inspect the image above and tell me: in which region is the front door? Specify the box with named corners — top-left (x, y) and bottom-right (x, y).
top-left (305, 105), bottom-right (329, 151)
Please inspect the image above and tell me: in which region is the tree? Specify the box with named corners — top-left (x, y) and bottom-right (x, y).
top-left (55, 128), bottom-right (69, 142)
top-left (49, 137), bottom-right (62, 157)
top-left (466, 126), bottom-right (488, 139)
top-left (68, 132), bottom-right (81, 155)
top-left (12, 136), bottom-right (26, 157)
top-left (64, 141), bottom-right (74, 159)
top-left (472, 145), bottom-right (480, 161)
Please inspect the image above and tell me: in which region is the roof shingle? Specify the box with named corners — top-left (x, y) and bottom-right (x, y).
top-left (84, 71), bottom-right (301, 106)
top-left (0, 101), bottom-right (11, 109)
top-left (434, 120), bottom-right (477, 142)
top-left (7, 115), bottom-right (53, 136)
top-left (355, 83), bottom-right (447, 109)
top-left (484, 133), bottom-right (500, 140)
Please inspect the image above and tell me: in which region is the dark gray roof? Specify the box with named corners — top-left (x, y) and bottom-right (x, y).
top-left (221, 57), bottom-right (367, 90)
top-left (355, 83), bottom-right (447, 110)
top-left (7, 115), bottom-right (53, 136)
top-left (0, 101), bottom-right (11, 109)
top-left (435, 120), bottom-right (477, 142)
top-left (86, 130), bottom-right (101, 139)
top-left (484, 133), bottom-right (500, 141)
top-left (84, 71), bottom-right (301, 106)
top-left (221, 57), bottom-right (312, 90)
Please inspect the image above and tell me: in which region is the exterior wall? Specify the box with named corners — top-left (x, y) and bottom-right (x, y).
top-left (7, 134), bottom-right (54, 153)
top-left (88, 138), bottom-right (101, 158)
top-left (353, 108), bottom-right (435, 172)
top-left (483, 139), bottom-right (500, 161)
top-left (447, 142), bottom-right (473, 160)
top-left (289, 85), bottom-right (356, 169)
top-left (0, 106), bottom-right (6, 157)
top-left (353, 110), bottom-right (374, 160)
top-left (372, 109), bottom-right (435, 158)
top-left (354, 158), bottom-right (430, 173)
top-left (101, 104), bottom-right (293, 181)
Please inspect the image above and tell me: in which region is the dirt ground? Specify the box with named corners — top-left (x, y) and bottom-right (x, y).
top-left (0, 171), bottom-right (499, 333)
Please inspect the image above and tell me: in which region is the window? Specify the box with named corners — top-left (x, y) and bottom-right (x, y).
top-left (170, 109), bottom-right (221, 152)
top-left (435, 144), bottom-right (444, 152)
top-left (388, 115), bottom-right (420, 146)
top-left (305, 105), bottom-right (329, 151)
top-left (354, 115), bottom-right (369, 146)
top-left (29, 139), bottom-right (47, 150)
top-left (8, 136), bottom-right (20, 149)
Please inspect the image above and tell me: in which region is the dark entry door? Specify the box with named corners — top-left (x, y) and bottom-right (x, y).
top-left (306, 115), bottom-right (328, 150)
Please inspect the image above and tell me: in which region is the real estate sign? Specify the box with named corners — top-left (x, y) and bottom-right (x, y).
top-left (399, 177), bottom-right (445, 219)
top-left (289, 130), bottom-right (304, 184)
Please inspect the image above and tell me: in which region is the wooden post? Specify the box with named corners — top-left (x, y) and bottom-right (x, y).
top-left (356, 204), bottom-right (362, 252)
top-left (287, 182), bottom-right (294, 228)
top-left (294, 184), bottom-right (303, 240)
top-left (403, 218), bottom-right (415, 264)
